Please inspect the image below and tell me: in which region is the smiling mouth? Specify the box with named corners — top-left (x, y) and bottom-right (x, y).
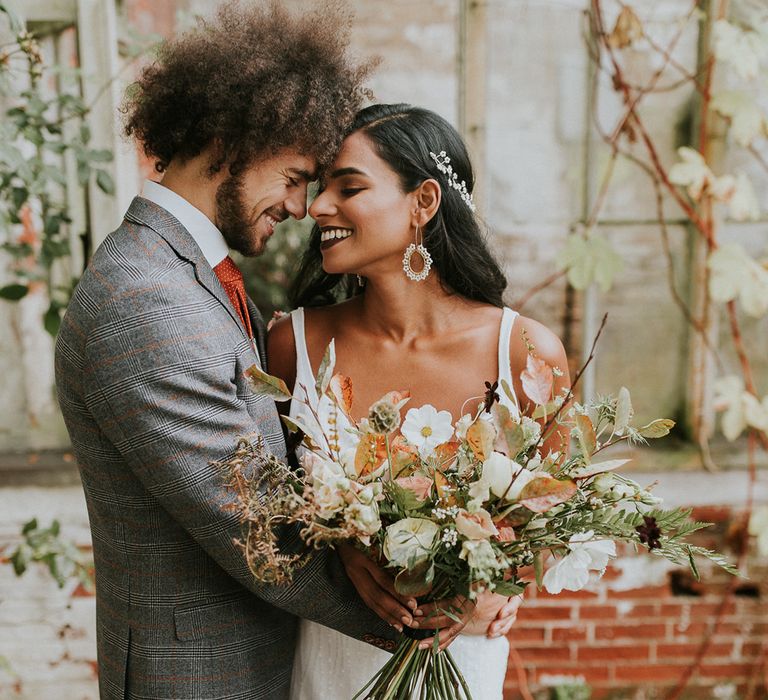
top-left (320, 227), bottom-right (353, 249)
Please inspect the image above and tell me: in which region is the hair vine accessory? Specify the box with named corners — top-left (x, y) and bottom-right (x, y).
top-left (402, 223), bottom-right (432, 282)
top-left (429, 150), bottom-right (476, 212)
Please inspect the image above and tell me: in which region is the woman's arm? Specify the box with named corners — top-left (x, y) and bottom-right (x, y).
top-left (510, 315), bottom-right (572, 458)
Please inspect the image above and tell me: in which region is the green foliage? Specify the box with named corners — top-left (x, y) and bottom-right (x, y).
top-left (550, 682), bottom-right (591, 700)
top-left (0, 6), bottom-right (116, 335)
top-left (239, 218), bottom-right (312, 317)
top-left (4, 518), bottom-right (93, 590)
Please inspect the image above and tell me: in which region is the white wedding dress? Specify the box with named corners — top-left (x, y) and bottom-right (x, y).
top-left (287, 307), bottom-right (520, 700)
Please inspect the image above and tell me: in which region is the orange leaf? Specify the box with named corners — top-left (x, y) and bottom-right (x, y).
top-left (389, 435), bottom-right (420, 478)
top-left (576, 414), bottom-right (597, 456)
top-left (432, 440), bottom-right (460, 472)
top-left (328, 373), bottom-right (354, 420)
top-left (466, 419), bottom-right (495, 461)
top-left (19, 205), bottom-right (38, 247)
top-left (521, 354), bottom-right (554, 406)
top-left (354, 433), bottom-right (388, 477)
top-left (434, 470), bottom-right (457, 506)
top-left (518, 476), bottom-right (577, 513)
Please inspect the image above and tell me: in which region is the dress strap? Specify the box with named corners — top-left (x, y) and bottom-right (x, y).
top-left (290, 308), bottom-right (315, 400)
top-left (497, 307), bottom-right (521, 416)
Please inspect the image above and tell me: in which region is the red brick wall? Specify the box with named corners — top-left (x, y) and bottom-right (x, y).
top-left (504, 507), bottom-right (768, 699)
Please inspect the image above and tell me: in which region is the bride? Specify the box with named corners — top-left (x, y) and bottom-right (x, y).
top-left (268, 103), bottom-right (570, 699)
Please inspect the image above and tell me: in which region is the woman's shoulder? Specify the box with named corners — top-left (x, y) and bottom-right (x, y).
top-left (266, 312), bottom-right (298, 387)
top-left (508, 312), bottom-right (568, 372)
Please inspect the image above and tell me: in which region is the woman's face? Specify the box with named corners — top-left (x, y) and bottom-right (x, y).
top-left (308, 131), bottom-right (415, 277)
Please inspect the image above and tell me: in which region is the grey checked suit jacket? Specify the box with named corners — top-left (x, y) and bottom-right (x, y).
top-left (55, 197), bottom-right (395, 700)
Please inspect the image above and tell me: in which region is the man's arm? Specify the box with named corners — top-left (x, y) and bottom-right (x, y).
top-left (82, 276), bottom-right (396, 644)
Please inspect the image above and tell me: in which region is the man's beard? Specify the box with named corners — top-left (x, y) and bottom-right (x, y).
top-left (215, 173), bottom-right (263, 257)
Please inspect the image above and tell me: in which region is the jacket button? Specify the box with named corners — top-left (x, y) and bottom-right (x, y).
top-left (384, 640), bottom-right (396, 651)
top-left (362, 634), bottom-right (375, 644)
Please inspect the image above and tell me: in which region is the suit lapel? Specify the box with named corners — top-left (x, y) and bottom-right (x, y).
top-left (246, 297), bottom-right (268, 368)
top-left (124, 197), bottom-right (252, 348)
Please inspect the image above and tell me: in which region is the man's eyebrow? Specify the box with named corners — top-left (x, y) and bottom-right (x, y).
top-left (288, 168), bottom-right (318, 181)
top-left (329, 166), bottom-right (368, 179)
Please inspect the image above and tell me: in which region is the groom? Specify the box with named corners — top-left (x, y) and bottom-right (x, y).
top-left (54, 3), bottom-right (404, 699)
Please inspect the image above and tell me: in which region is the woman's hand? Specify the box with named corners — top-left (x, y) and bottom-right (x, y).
top-left (461, 591), bottom-right (522, 637)
top-left (336, 542), bottom-right (416, 632)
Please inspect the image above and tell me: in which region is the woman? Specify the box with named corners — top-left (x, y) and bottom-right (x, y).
top-left (268, 104), bottom-right (570, 699)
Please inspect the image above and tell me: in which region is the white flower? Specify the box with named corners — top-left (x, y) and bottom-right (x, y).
top-left (345, 502), bottom-right (381, 537)
top-left (313, 483), bottom-right (347, 519)
top-left (481, 452), bottom-right (514, 499)
top-left (521, 416), bottom-right (542, 450)
top-left (454, 413), bottom-right (474, 440)
top-left (401, 405), bottom-right (454, 458)
top-left (459, 539), bottom-right (505, 579)
top-left (713, 19), bottom-right (768, 81)
top-left (729, 173), bottom-right (761, 222)
top-left (382, 517), bottom-right (439, 569)
top-left (569, 531), bottom-right (616, 571)
top-left (542, 531), bottom-right (616, 594)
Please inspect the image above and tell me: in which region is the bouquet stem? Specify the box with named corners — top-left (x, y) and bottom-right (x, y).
top-left (352, 636), bottom-right (472, 700)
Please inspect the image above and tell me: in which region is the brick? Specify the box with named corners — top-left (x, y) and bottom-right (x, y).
top-left (577, 644), bottom-right (651, 662)
top-left (595, 622), bottom-right (667, 640)
top-left (579, 605), bottom-right (618, 620)
top-left (613, 664), bottom-right (689, 683)
top-left (514, 645), bottom-right (573, 663)
top-left (507, 627), bottom-right (546, 643)
top-left (656, 642), bottom-right (735, 659)
top-left (551, 625), bottom-right (589, 642)
top-left (516, 605), bottom-right (573, 622)
top-left (698, 663), bottom-right (755, 678)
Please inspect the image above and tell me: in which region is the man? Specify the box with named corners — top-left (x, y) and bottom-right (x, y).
top-left (55, 2), bottom-right (516, 698)
top-left (55, 3), bottom-right (403, 698)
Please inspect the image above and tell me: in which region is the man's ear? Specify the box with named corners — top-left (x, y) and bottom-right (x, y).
top-left (413, 179), bottom-right (441, 226)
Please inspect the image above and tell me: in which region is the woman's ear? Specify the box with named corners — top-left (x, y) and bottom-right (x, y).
top-left (413, 179), bottom-right (441, 226)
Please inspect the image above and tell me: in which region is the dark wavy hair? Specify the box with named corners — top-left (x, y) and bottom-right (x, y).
top-left (122, 0), bottom-right (373, 175)
top-left (289, 103), bottom-right (507, 308)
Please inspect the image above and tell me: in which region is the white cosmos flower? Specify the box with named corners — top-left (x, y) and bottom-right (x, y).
top-left (542, 531), bottom-right (616, 594)
top-left (401, 405), bottom-right (454, 458)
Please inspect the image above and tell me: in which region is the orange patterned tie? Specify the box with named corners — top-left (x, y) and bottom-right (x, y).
top-left (213, 255), bottom-right (254, 339)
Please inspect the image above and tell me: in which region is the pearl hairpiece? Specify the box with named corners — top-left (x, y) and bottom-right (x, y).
top-left (429, 150), bottom-right (476, 212)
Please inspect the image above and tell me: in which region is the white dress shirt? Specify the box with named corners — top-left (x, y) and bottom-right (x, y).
top-left (141, 179), bottom-right (229, 268)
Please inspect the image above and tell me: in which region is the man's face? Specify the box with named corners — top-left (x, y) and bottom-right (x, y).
top-left (215, 149), bottom-right (317, 256)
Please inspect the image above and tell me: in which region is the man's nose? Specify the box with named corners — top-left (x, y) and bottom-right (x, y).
top-left (285, 184), bottom-right (308, 220)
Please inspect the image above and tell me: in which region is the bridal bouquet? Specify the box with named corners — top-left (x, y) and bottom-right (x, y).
top-left (222, 342), bottom-right (736, 700)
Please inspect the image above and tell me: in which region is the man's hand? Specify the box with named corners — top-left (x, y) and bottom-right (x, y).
top-left (336, 542), bottom-right (415, 632)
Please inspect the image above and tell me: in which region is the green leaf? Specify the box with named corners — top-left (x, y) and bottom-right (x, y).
top-left (43, 304), bottom-right (61, 336)
top-left (243, 364), bottom-right (292, 400)
top-left (493, 580), bottom-right (526, 596)
top-left (10, 545), bottom-right (29, 576)
top-left (534, 551), bottom-right (543, 589)
top-left (95, 169), bottom-right (115, 195)
top-left (21, 518), bottom-right (38, 535)
top-left (0, 284), bottom-right (29, 300)
top-left (80, 124), bottom-right (91, 144)
top-left (77, 159), bottom-right (90, 186)
top-left (571, 458), bottom-right (631, 479)
top-left (637, 418), bottom-right (675, 438)
top-left (557, 233), bottom-right (624, 292)
top-left (614, 387), bottom-right (633, 435)
top-left (88, 149), bottom-right (113, 163)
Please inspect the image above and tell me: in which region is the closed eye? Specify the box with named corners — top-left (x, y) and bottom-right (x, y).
top-left (341, 188), bottom-right (364, 196)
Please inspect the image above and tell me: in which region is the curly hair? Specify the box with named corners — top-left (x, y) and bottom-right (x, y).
top-left (123, 0), bottom-right (373, 174)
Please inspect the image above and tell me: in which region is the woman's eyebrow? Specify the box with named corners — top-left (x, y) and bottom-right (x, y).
top-left (329, 166), bottom-right (368, 179)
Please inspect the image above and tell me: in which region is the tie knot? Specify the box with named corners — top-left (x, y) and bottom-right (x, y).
top-left (214, 255), bottom-right (243, 284)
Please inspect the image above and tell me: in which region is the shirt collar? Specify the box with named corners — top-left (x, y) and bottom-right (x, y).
top-left (141, 180), bottom-right (229, 268)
